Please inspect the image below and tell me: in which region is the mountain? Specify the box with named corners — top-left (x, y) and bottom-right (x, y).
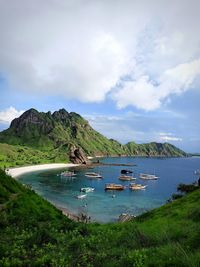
top-left (125, 141), bottom-right (187, 157)
top-left (1, 169), bottom-right (199, 266)
top-left (0, 108), bottom-right (187, 164)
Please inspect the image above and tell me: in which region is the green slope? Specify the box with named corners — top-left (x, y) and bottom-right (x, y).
top-left (0, 170), bottom-right (199, 266)
top-left (0, 143), bottom-right (69, 168)
top-left (125, 141), bottom-right (187, 157)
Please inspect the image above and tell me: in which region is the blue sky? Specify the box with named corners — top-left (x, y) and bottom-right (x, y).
top-left (0, 0), bottom-right (200, 153)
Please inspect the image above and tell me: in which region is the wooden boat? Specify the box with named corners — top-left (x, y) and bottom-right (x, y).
top-left (85, 172), bottom-right (102, 178)
top-left (121, 169), bottom-right (133, 174)
top-left (76, 194), bottom-right (87, 199)
top-left (105, 183), bottom-right (125, 191)
top-left (139, 173), bottom-right (159, 180)
top-left (129, 183), bottom-right (147, 190)
top-left (119, 175), bottom-right (136, 181)
top-left (80, 187), bottom-right (95, 193)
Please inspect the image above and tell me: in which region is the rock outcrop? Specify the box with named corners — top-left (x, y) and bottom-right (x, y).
top-left (69, 145), bottom-right (89, 164)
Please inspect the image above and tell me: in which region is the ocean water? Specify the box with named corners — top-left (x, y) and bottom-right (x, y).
top-left (18, 157), bottom-right (200, 223)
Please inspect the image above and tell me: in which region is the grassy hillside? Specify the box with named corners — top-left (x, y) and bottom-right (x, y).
top-left (0, 169), bottom-right (199, 266)
top-left (125, 141), bottom-right (187, 157)
top-left (0, 143), bottom-right (69, 168)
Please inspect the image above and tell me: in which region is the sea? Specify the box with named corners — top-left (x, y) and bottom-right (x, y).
top-left (18, 157), bottom-right (200, 223)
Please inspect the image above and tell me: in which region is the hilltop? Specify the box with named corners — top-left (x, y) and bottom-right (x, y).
top-left (0, 108), bottom-right (187, 166)
top-left (0, 169), bottom-right (199, 266)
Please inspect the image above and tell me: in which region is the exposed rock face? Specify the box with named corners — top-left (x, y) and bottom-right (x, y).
top-left (69, 145), bottom-right (89, 164)
top-left (10, 108), bottom-right (54, 134)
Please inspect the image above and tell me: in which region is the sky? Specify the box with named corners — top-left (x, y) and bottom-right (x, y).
top-left (0, 0), bottom-right (200, 153)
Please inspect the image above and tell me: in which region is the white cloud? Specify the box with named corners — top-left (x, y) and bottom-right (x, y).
top-left (0, 0), bottom-right (200, 109)
top-left (157, 132), bottom-right (182, 142)
top-left (0, 107), bottom-right (24, 124)
top-left (113, 58), bottom-right (200, 111)
top-left (159, 136), bottom-right (183, 142)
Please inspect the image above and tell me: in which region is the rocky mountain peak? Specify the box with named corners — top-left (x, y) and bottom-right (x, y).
top-left (10, 108), bottom-right (42, 129)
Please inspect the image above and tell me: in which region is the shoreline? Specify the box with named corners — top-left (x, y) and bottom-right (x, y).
top-left (7, 163), bottom-right (79, 178)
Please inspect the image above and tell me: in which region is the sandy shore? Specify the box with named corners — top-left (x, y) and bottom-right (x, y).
top-left (7, 163), bottom-right (79, 178)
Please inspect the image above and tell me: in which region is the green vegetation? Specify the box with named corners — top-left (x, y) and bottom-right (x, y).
top-left (0, 169), bottom-right (199, 266)
top-left (125, 141), bottom-right (187, 157)
top-left (0, 143), bottom-right (69, 168)
top-left (0, 108), bottom-right (187, 167)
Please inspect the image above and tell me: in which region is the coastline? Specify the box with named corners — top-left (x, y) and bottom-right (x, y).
top-left (7, 163), bottom-right (79, 178)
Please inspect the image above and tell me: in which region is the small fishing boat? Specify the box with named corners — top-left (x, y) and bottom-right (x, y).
top-left (194, 169), bottom-right (200, 175)
top-left (76, 194), bottom-right (87, 199)
top-left (139, 173), bottom-right (159, 180)
top-left (121, 169), bottom-right (133, 174)
top-left (119, 175), bottom-right (136, 181)
top-left (129, 183), bottom-right (147, 190)
top-left (105, 183), bottom-right (125, 191)
top-left (60, 171), bottom-right (76, 177)
top-left (85, 172), bottom-right (102, 178)
top-left (80, 187), bottom-right (95, 193)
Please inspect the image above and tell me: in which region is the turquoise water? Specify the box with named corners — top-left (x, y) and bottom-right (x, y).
top-left (18, 157), bottom-right (200, 223)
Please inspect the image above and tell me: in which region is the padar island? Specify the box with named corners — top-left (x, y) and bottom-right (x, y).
top-left (0, 108), bottom-right (187, 168)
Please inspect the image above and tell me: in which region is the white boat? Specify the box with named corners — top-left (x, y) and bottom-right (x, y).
top-left (129, 183), bottom-right (147, 190)
top-left (76, 194), bottom-right (87, 199)
top-left (194, 169), bottom-right (200, 175)
top-left (85, 172), bottom-right (102, 178)
top-left (139, 173), bottom-right (159, 180)
top-left (119, 175), bottom-right (136, 181)
top-left (80, 187), bottom-right (95, 193)
top-left (60, 171), bottom-right (76, 177)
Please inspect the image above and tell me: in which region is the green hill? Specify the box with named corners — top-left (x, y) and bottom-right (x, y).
top-left (125, 141), bottom-right (187, 157)
top-left (0, 143), bottom-right (68, 168)
top-left (0, 108), bottom-right (187, 166)
top-left (0, 169), bottom-right (199, 266)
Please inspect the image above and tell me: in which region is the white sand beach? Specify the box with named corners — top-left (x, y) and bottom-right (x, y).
top-left (7, 163), bottom-right (79, 178)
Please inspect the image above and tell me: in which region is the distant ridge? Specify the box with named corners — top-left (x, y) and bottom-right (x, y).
top-left (0, 108), bottom-right (187, 163)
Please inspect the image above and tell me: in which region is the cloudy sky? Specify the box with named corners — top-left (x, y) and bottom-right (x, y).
top-left (0, 0), bottom-right (200, 152)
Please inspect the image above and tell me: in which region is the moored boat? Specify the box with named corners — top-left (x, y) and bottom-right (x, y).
top-left (119, 175), bottom-right (136, 181)
top-left (129, 183), bottom-right (147, 190)
top-left (76, 194), bottom-right (87, 199)
top-left (121, 169), bottom-right (133, 174)
top-left (85, 172), bottom-right (102, 178)
top-left (60, 171), bottom-right (76, 177)
top-left (139, 173), bottom-right (158, 180)
top-left (80, 187), bottom-right (95, 193)
top-left (105, 183), bottom-right (125, 191)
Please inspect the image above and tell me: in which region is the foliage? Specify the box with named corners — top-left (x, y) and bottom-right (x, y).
top-left (0, 143), bottom-right (68, 168)
top-left (0, 170), bottom-right (200, 266)
top-left (177, 183), bottom-right (199, 194)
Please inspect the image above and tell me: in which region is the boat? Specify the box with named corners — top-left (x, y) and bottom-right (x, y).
top-left (76, 194), bottom-right (87, 199)
top-left (80, 187), bottom-right (95, 193)
top-left (119, 175), bottom-right (136, 181)
top-left (85, 172), bottom-right (102, 178)
top-left (105, 183), bottom-right (125, 191)
top-left (60, 171), bottom-right (76, 177)
top-left (121, 169), bottom-right (133, 174)
top-left (129, 183), bottom-right (147, 190)
top-left (139, 173), bottom-right (159, 180)
top-left (194, 169), bottom-right (200, 175)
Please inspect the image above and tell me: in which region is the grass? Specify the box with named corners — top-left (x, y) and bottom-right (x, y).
top-left (0, 143), bottom-right (69, 168)
top-left (0, 169), bottom-right (200, 266)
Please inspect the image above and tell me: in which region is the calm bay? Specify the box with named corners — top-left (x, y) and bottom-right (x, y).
top-left (18, 156), bottom-right (200, 223)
